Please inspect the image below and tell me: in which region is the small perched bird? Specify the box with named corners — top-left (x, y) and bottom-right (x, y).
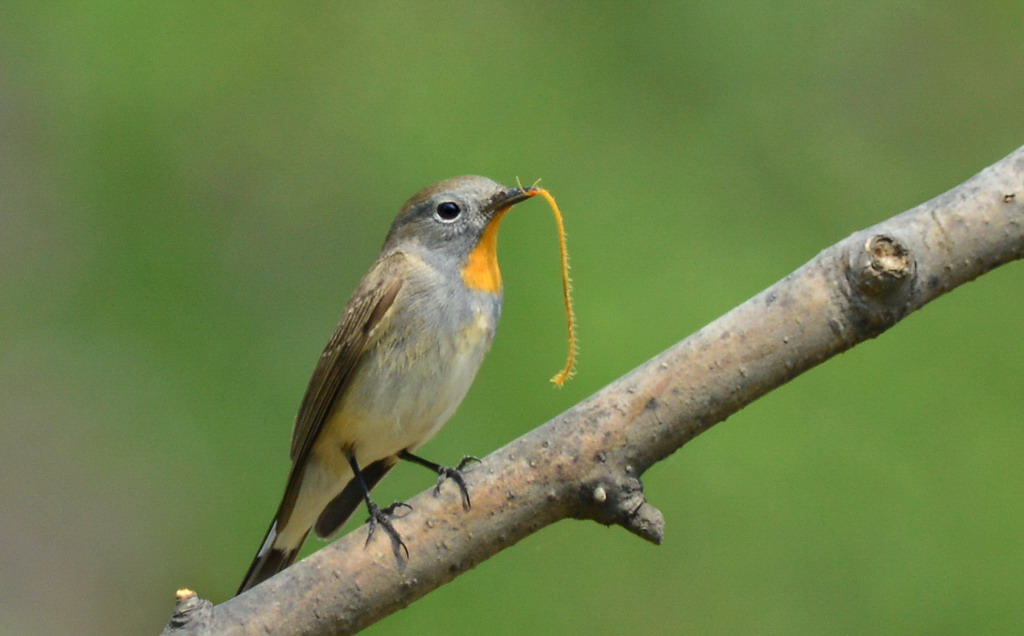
top-left (237, 176), bottom-right (540, 594)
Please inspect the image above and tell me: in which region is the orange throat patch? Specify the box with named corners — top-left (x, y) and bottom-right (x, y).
top-left (458, 186), bottom-right (575, 386)
top-left (461, 207), bottom-right (508, 293)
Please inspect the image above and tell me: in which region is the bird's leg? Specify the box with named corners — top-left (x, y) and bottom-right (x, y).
top-left (348, 455), bottom-right (409, 559)
top-left (398, 450), bottom-right (480, 511)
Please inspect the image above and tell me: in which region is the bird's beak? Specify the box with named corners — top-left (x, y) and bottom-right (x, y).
top-left (482, 186), bottom-right (537, 216)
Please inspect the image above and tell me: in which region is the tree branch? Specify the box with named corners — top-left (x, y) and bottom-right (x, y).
top-left (163, 145), bottom-right (1024, 635)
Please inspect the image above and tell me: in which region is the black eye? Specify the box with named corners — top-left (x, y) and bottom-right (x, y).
top-left (435, 201), bottom-right (462, 222)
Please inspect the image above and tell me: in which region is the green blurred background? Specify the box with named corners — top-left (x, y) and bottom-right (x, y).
top-left (2, 2), bottom-right (1023, 634)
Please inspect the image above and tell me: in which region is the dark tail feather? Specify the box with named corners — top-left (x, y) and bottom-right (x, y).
top-left (237, 519), bottom-right (308, 595)
top-left (314, 457), bottom-right (396, 538)
top-left (238, 455), bottom-right (396, 594)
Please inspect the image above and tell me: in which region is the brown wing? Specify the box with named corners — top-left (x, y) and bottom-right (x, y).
top-left (288, 251), bottom-right (408, 468)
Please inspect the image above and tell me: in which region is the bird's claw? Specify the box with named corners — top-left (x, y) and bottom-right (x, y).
top-left (433, 456), bottom-right (480, 510)
top-left (365, 500), bottom-right (410, 559)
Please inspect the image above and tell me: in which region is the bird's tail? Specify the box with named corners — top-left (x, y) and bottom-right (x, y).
top-left (236, 456), bottom-right (396, 595)
top-left (236, 517), bottom-right (308, 595)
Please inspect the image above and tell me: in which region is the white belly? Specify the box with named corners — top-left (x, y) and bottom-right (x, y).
top-left (318, 303), bottom-right (496, 467)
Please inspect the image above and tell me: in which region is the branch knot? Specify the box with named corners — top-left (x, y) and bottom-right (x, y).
top-left (842, 233), bottom-right (917, 336)
top-left (160, 589), bottom-right (214, 635)
top-left (580, 475), bottom-right (665, 545)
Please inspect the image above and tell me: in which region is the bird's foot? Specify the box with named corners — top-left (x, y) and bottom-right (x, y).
top-left (433, 455), bottom-right (480, 510)
top-left (365, 500), bottom-right (411, 559)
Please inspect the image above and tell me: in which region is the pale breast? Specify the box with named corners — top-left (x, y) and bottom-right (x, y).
top-left (317, 266), bottom-right (502, 467)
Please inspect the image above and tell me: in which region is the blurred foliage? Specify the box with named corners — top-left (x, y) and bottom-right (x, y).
top-left (2, 2), bottom-right (1023, 634)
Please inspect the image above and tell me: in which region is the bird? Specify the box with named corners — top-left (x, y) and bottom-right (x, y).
top-left (237, 176), bottom-right (540, 594)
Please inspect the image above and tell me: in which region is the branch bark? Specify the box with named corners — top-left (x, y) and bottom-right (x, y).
top-left (163, 145), bottom-right (1024, 635)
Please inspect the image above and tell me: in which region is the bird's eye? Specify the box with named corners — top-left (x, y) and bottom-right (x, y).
top-left (435, 201), bottom-right (462, 222)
